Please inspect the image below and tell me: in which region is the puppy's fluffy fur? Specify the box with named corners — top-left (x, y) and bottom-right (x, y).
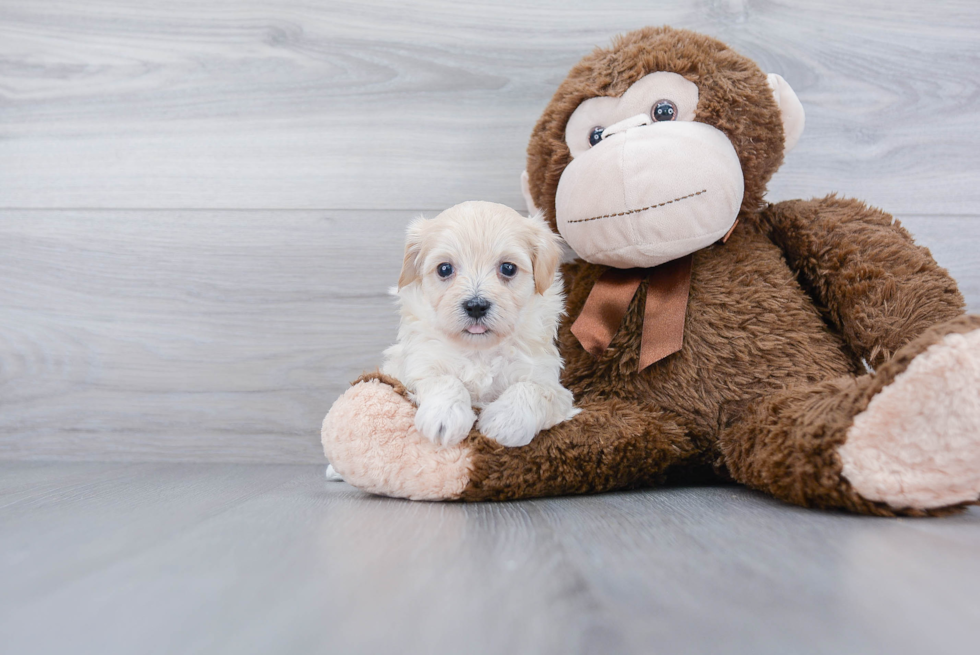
top-left (382, 201), bottom-right (578, 447)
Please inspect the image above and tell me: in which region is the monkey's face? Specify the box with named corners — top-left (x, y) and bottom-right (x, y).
top-left (558, 71), bottom-right (744, 268)
top-left (525, 27), bottom-right (805, 269)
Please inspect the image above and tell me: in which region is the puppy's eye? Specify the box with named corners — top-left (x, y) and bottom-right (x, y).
top-left (437, 263), bottom-right (454, 278)
top-left (588, 126), bottom-right (604, 147)
top-left (499, 262), bottom-right (517, 278)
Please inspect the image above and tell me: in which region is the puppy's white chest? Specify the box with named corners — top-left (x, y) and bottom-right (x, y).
top-left (459, 351), bottom-right (514, 407)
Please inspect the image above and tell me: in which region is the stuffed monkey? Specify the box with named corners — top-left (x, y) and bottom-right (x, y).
top-left (323, 27), bottom-right (980, 516)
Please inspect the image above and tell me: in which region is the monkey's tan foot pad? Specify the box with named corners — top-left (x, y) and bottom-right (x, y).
top-left (839, 328), bottom-right (980, 510)
top-left (321, 378), bottom-right (472, 500)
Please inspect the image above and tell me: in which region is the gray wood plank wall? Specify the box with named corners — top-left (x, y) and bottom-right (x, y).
top-left (2, 1), bottom-right (978, 463)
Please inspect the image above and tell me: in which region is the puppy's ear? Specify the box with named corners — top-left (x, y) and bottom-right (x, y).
top-left (398, 218), bottom-right (426, 289)
top-left (528, 212), bottom-right (562, 295)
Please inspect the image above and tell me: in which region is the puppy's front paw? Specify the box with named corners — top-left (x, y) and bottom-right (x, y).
top-left (478, 396), bottom-right (538, 447)
top-left (415, 398), bottom-right (477, 446)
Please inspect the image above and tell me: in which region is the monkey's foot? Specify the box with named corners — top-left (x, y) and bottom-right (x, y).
top-left (839, 327), bottom-right (980, 509)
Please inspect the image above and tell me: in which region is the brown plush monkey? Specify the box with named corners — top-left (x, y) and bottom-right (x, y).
top-left (323, 26), bottom-right (980, 516)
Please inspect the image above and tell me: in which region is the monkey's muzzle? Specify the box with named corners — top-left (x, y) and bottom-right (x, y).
top-left (555, 120), bottom-right (744, 269)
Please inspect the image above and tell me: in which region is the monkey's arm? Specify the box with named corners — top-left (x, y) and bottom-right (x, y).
top-left (322, 372), bottom-right (699, 501)
top-left (462, 395), bottom-right (696, 500)
top-left (759, 195), bottom-right (964, 367)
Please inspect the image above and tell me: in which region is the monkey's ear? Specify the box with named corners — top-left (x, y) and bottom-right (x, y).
top-left (397, 218), bottom-right (426, 289)
top-left (528, 212), bottom-right (561, 295)
top-left (521, 170), bottom-right (540, 216)
top-left (767, 73), bottom-right (805, 153)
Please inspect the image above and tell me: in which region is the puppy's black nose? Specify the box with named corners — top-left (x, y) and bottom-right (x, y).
top-left (463, 297), bottom-right (491, 319)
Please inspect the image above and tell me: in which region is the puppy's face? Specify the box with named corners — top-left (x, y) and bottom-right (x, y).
top-left (398, 201), bottom-right (562, 349)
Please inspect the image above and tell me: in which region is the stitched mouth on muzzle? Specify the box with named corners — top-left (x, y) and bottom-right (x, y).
top-left (567, 189), bottom-right (707, 224)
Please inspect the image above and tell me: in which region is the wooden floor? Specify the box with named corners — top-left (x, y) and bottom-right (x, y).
top-left (3, 2), bottom-right (980, 653)
top-left (1, 462), bottom-right (979, 655)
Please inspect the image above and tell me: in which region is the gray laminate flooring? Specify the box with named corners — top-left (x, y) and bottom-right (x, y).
top-left (2, 462), bottom-right (979, 655)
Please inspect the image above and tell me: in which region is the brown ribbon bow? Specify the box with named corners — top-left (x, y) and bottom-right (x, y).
top-left (570, 255), bottom-right (693, 371)
top-left (569, 220), bottom-right (737, 372)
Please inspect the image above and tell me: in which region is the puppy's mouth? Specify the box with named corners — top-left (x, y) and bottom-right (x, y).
top-left (465, 324), bottom-right (489, 335)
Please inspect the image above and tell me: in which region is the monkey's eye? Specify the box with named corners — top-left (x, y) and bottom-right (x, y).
top-left (437, 263), bottom-right (454, 278)
top-left (588, 126), bottom-right (604, 147)
top-left (499, 262), bottom-right (517, 278)
top-left (652, 100), bottom-right (677, 122)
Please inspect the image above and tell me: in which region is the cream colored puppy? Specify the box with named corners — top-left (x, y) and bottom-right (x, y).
top-left (382, 200), bottom-right (579, 447)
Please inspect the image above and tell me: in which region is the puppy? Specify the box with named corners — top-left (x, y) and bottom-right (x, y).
top-left (382, 200), bottom-right (579, 447)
